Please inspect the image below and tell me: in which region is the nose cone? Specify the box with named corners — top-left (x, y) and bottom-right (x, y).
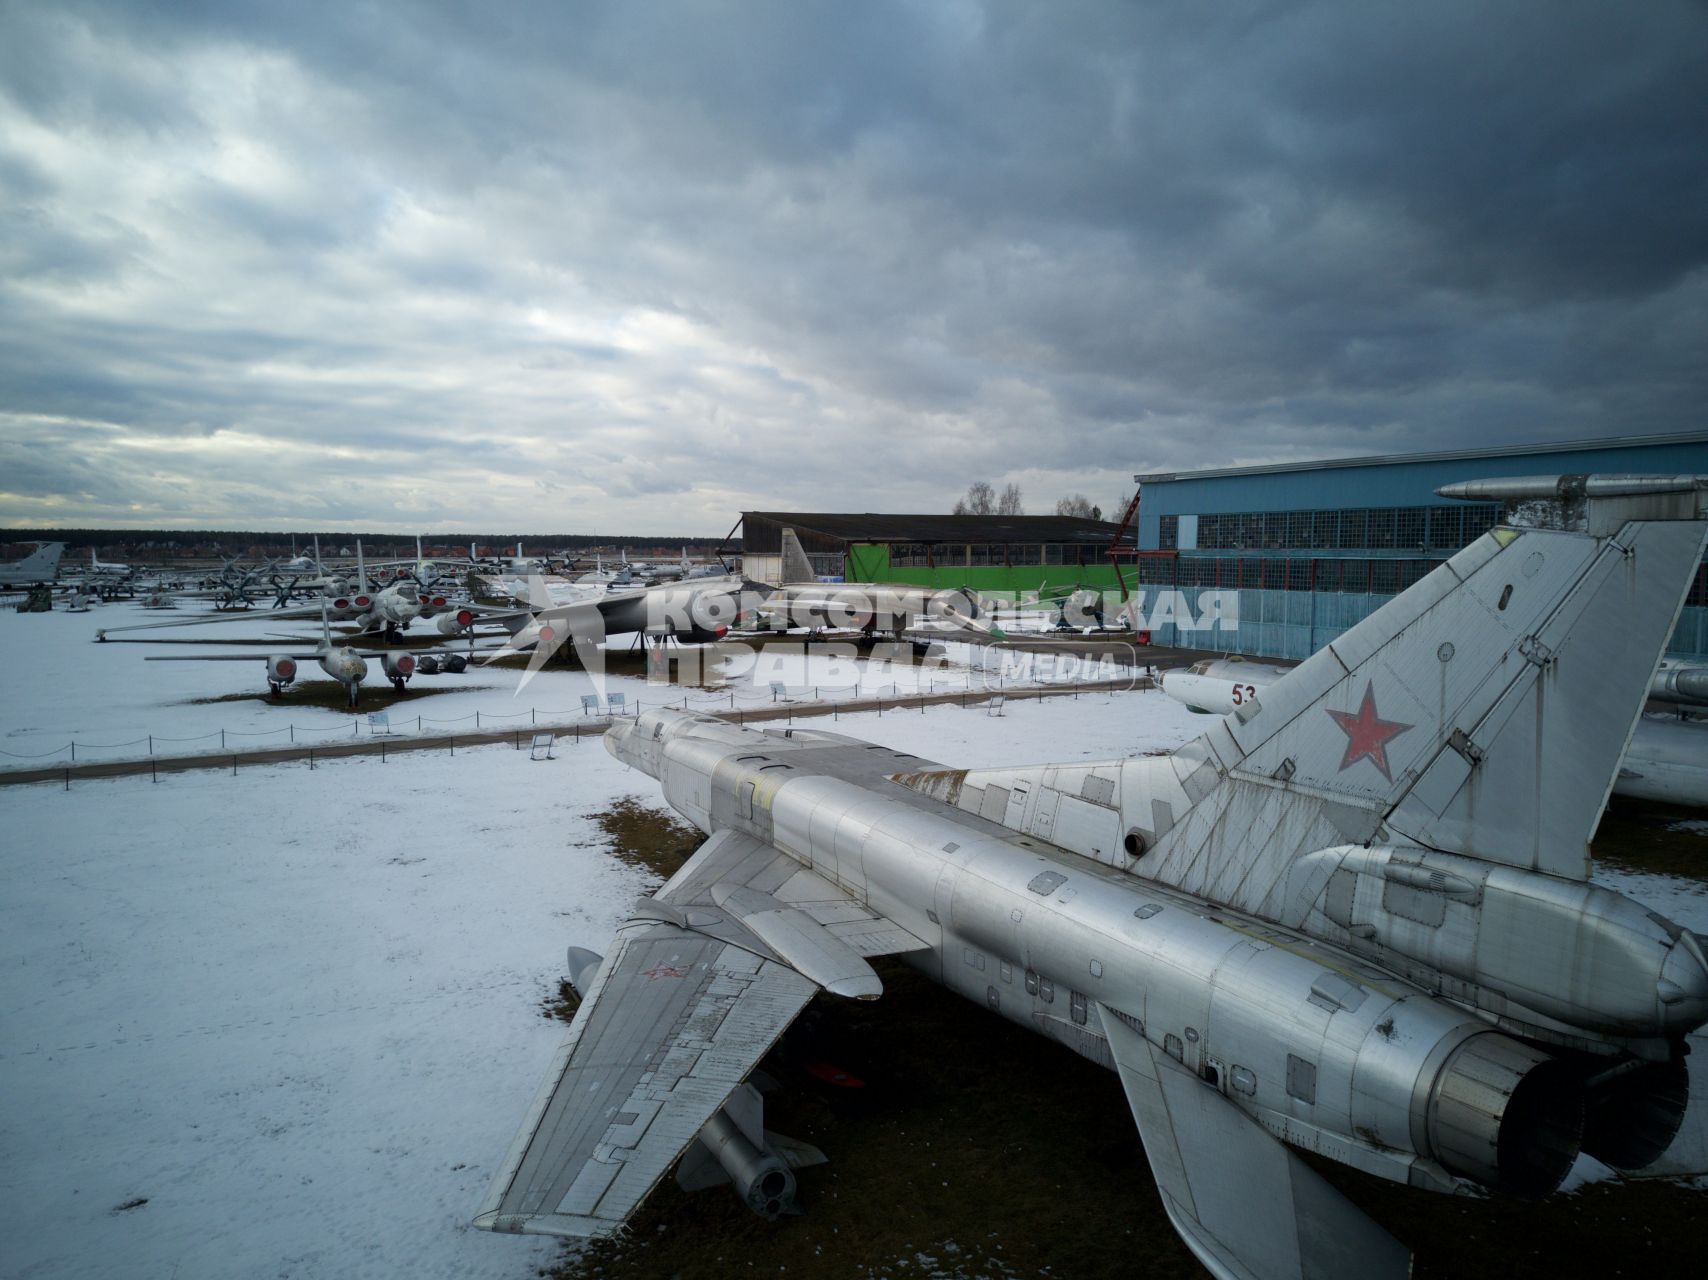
top-left (603, 716), bottom-right (649, 772)
top-left (1657, 932), bottom-right (1708, 1031)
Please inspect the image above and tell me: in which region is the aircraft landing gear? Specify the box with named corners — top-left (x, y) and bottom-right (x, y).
top-left (389, 675), bottom-right (408, 692)
top-left (345, 683), bottom-right (360, 709)
top-left (268, 681), bottom-right (285, 698)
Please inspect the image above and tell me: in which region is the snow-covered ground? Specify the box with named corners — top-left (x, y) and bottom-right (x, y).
top-left (5, 685), bottom-right (1703, 1279)
top-left (0, 602), bottom-right (1145, 768)
top-left (0, 692), bottom-right (1195, 1280)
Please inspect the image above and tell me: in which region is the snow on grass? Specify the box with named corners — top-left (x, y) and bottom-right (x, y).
top-left (4, 684), bottom-right (1697, 1277)
top-left (0, 603), bottom-right (1149, 768)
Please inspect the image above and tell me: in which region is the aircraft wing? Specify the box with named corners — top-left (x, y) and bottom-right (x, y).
top-left (476, 830), bottom-right (925, 1239)
top-left (1098, 1003), bottom-right (1409, 1280)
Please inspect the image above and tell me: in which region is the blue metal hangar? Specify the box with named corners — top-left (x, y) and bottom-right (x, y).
top-left (1130, 432), bottom-right (1708, 661)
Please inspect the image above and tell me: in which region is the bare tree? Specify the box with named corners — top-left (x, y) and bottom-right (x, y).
top-left (954, 480), bottom-right (996, 516)
top-left (1110, 490), bottom-right (1135, 522)
top-left (997, 482), bottom-right (1024, 516)
top-left (1055, 493), bottom-right (1095, 518)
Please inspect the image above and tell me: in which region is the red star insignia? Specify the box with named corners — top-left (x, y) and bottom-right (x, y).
top-left (1325, 681), bottom-right (1412, 782)
top-left (641, 964), bottom-right (689, 980)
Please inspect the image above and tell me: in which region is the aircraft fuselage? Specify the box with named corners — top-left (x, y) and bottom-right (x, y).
top-left (607, 708), bottom-right (1707, 1205)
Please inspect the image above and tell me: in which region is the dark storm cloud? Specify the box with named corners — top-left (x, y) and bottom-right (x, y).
top-left (1, 1), bottom-right (1704, 531)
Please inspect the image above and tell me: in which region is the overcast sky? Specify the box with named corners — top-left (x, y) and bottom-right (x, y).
top-left (2, 1), bottom-right (1704, 533)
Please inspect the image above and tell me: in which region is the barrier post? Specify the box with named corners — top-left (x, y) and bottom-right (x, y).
top-left (232, 755), bottom-right (237, 776)
top-left (148, 735), bottom-right (153, 756)
top-left (449, 736), bottom-right (454, 756)
top-left (70, 742), bottom-right (75, 762)
top-left (290, 725), bottom-right (294, 744)
top-left (64, 768), bottom-right (69, 791)
top-left (381, 739), bottom-right (386, 763)
top-left (476, 711), bottom-right (481, 729)
top-left (151, 757), bottom-right (157, 784)
top-left (309, 749), bottom-right (315, 771)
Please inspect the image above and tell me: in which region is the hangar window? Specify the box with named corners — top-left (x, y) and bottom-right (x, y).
top-left (1286, 512), bottom-right (1312, 546)
top-left (1338, 510), bottom-right (1368, 548)
top-left (1158, 516), bottom-right (1179, 550)
top-left (890, 543), bottom-right (930, 567)
top-left (969, 543), bottom-right (1004, 567)
top-left (1463, 505), bottom-right (1499, 540)
top-left (1342, 560), bottom-right (1369, 593)
top-left (1371, 561), bottom-right (1400, 595)
top-left (1428, 506), bottom-right (1461, 548)
top-left (934, 544), bottom-right (967, 567)
top-left (1395, 507), bottom-right (1427, 548)
top-left (1311, 511), bottom-right (1339, 548)
top-left (1286, 561), bottom-right (1311, 591)
top-left (1367, 509), bottom-right (1397, 548)
top-left (1009, 543), bottom-right (1042, 565)
top-left (1262, 512), bottom-right (1285, 548)
top-left (1262, 560), bottom-right (1286, 591)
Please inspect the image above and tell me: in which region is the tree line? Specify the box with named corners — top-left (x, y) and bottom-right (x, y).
top-left (950, 482), bottom-right (1135, 524)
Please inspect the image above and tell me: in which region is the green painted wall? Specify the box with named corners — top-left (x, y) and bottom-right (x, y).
top-left (844, 543), bottom-right (1124, 598)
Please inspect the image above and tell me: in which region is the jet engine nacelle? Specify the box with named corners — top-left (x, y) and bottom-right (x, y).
top-left (436, 608), bottom-right (476, 636)
top-left (381, 652), bottom-right (416, 682)
top-left (1650, 663), bottom-right (1708, 706)
top-left (267, 655), bottom-right (299, 686)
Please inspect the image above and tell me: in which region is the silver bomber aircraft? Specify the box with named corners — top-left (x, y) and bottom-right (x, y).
top-left (477, 474), bottom-right (1708, 1279)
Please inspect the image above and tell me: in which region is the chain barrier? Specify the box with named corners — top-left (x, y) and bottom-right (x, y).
top-left (1, 662), bottom-right (1144, 770)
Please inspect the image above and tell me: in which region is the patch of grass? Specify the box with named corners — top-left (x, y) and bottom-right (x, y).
top-left (1594, 801), bottom-right (1708, 882)
top-left (593, 796), bottom-right (705, 885)
top-left (541, 978), bottom-right (582, 1024)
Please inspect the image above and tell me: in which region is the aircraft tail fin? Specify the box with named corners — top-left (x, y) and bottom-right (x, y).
top-left (780, 528), bottom-right (817, 585)
top-left (1142, 475), bottom-right (1707, 900)
top-left (7, 541), bottom-right (66, 580)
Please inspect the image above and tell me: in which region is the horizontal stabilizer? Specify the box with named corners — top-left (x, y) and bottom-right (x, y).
top-left (1100, 1004), bottom-right (1410, 1280)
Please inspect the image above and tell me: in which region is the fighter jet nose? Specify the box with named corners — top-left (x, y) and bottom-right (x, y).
top-left (1657, 932), bottom-right (1708, 1029)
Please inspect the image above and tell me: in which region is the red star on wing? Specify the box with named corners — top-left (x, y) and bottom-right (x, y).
top-left (1325, 681), bottom-right (1413, 782)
